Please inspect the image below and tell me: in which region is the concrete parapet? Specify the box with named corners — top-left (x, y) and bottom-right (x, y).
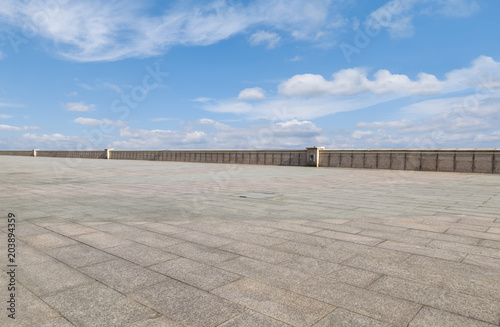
top-left (455, 152), bottom-right (474, 173)
top-left (377, 153), bottom-right (391, 169)
top-left (437, 151), bottom-right (455, 172)
top-left (364, 152), bottom-right (378, 169)
top-left (390, 152), bottom-right (405, 170)
top-left (2, 148), bottom-right (500, 174)
top-left (340, 152), bottom-right (352, 168)
top-left (352, 152), bottom-right (364, 168)
top-left (405, 152), bottom-right (421, 171)
top-left (421, 152), bottom-right (438, 171)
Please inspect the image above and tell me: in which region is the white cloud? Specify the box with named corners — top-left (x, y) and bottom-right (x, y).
top-left (114, 126), bottom-right (208, 149)
top-left (278, 68), bottom-right (443, 97)
top-left (0, 50), bottom-right (5, 60)
top-left (64, 102), bottom-right (95, 112)
top-left (289, 55), bottom-right (303, 62)
top-left (152, 118), bottom-right (174, 122)
top-left (0, 0), bottom-right (337, 62)
top-left (0, 102), bottom-right (24, 108)
top-left (191, 97), bottom-right (214, 103)
top-left (366, 0), bottom-right (480, 39)
top-left (475, 131), bottom-right (500, 142)
top-left (74, 117), bottom-right (126, 127)
top-left (0, 114), bottom-right (13, 119)
top-left (351, 130), bottom-right (374, 140)
top-left (0, 124), bottom-right (39, 131)
top-left (249, 31), bottom-right (281, 49)
top-left (238, 87), bottom-right (266, 100)
top-left (357, 119), bottom-right (413, 129)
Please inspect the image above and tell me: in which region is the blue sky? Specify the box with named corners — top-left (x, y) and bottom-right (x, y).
top-left (0, 0), bottom-right (499, 150)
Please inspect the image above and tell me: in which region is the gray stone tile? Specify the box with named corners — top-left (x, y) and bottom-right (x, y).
top-left (42, 282), bottom-right (157, 326)
top-left (346, 255), bottom-right (500, 302)
top-left (479, 239), bottom-right (500, 249)
top-left (369, 275), bottom-right (500, 325)
top-left (220, 231), bottom-right (287, 247)
top-left (16, 222), bottom-right (49, 237)
top-left (218, 256), bottom-right (311, 289)
top-left (18, 260), bottom-right (93, 296)
top-left (212, 278), bottom-right (334, 327)
top-left (313, 308), bottom-right (393, 327)
top-left (20, 232), bottom-right (77, 251)
top-left (150, 257), bottom-right (241, 290)
top-left (218, 310), bottom-right (292, 327)
top-left (403, 229), bottom-right (480, 245)
top-left (17, 241), bottom-right (53, 266)
top-left (428, 239), bottom-right (500, 258)
top-left (79, 259), bottom-right (167, 294)
top-left (261, 220), bottom-right (322, 234)
top-left (35, 317), bottom-right (75, 326)
top-left (138, 222), bottom-right (189, 235)
top-left (268, 230), bottom-right (333, 247)
top-left (327, 240), bottom-right (412, 262)
top-left (123, 229), bottom-right (184, 249)
top-left (105, 243), bottom-right (178, 267)
top-left (377, 240), bottom-right (466, 262)
top-left (73, 232), bottom-right (132, 249)
top-left (326, 266), bottom-right (381, 288)
top-left (360, 229), bottom-right (431, 246)
top-left (292, 276), bottom-right (421, 327)
top-left (45, 223), bottom-right (98, 236)
top-left (47, 243), bottom-right (115, 268)
top-left (405, 255), bottom-right (500, 282)
top-left (273, 241), bottom-right (353, 263)
top-left (409, 306), bottom-right (496, 327)
top-left (304, 221), bottom-right (364, 234)
top-left (132, 277), bottom-right (243, 327)
top-left (130, 316), bottom-right (182, 327)
top-left (166, 241), bottom-right (239, 265)
top-left (221, 241), bottom-right (296, 264)
top-left (446, 228), bottom-right (500, 241)
top-left (314, 230), bottom-right (384, 246)
top-left (281, 256), bottom-right (343, 276)
top-left (172, 230), bottom-right (234, 247)
top-left (463, 253), bottom-right (500, 270)
top-left (8, 283), bottom-right (63, 326)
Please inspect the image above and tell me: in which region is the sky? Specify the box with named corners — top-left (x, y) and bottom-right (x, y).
top-left (0, 0), bottom-right (499, 150)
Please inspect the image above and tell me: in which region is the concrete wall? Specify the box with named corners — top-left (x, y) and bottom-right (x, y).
top-left (0, 151), bottom-right (33, 156)
top-left (37, 150), bottom-right (106, 159)
top-left (319, 149), bottom-right (499, 174)
top-left (108, 150), bottom-right (308, 166)
top-left (0, 148), bottom-right (499, 174)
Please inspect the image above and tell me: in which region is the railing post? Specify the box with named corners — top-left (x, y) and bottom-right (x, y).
top-left (105, 149), bottom-right (114, 160)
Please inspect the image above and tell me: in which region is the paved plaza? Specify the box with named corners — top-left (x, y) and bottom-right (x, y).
top-left (1, 155), bottom-right (500, 326)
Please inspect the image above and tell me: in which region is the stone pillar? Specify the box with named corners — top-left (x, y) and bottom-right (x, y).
top-left (306, 147), bottom-right (324, 167)
top-left (105, 149), bottom-right (114, 160)
top-left (33, 149), bottom-right (38, 157)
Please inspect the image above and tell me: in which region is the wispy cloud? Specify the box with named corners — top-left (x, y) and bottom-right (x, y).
top-left (366, 0), bottom-right (480, 39)
top-left (0, 124), bottom-right (39, 131)
top-left (249, 31), bottom-right (281, 49)
top-left (0, 0), bottom-right (339, 62)
top-left (74, 117), bottom-right (126, 127)
top-left (63, 102), bottom-right (95, 112)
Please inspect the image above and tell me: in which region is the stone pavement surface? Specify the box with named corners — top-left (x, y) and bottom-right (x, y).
top-left (1, 156), bottom-right (500, 326)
